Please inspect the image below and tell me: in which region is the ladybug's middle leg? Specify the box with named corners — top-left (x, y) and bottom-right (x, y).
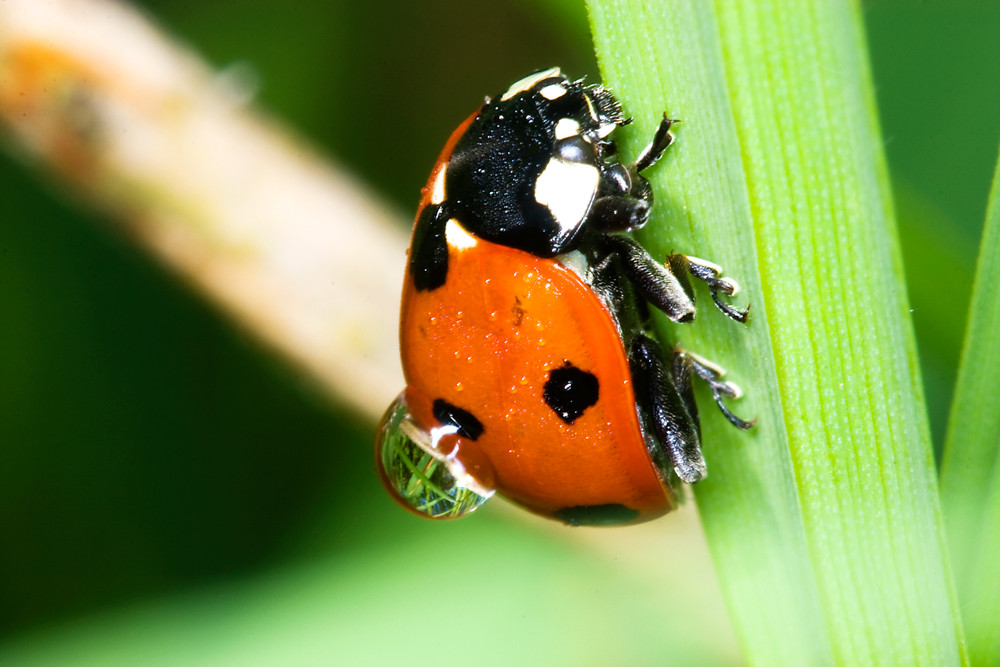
top-left (601, 234), bottom-right (697, 322)
top-left (601, 235), bottom-right (749, 324)
top-left (669, 254), bottom-right (750, 323)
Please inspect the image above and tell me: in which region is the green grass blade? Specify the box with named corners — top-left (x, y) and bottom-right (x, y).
top-left (587, 2), bottom-right (829, 663)
top-left (941, 148), bottom-right (1000, 665)
top-left (587, 0), bottom-right (965, 663)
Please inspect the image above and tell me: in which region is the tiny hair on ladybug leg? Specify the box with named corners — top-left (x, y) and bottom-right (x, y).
top-left (631, 335), bottom-right (706, 483)
top-left (679, 349), bottom-right (756, 430)
top-left (633, 115), bottom-right (678, 173)
top-left (603, 235), bottom-right (697, 322)
top-left (674, 254), bottom-right (750, 323)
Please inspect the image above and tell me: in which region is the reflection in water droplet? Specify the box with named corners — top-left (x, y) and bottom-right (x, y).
top-left (375, 393), bottom-right (492, 519)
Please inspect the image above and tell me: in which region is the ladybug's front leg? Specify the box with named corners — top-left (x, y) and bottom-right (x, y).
top-left (587, 116), bottom-right (677, 233)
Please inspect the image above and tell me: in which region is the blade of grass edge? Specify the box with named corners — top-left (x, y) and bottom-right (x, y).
top-left (941, 147), bottom-right (1000, 665)
top-left (587, 1), bottom-right (830, 664)
top-left (589, 0), bottom-right (966, 664)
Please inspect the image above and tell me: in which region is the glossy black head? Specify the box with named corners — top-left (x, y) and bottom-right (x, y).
top-left (443, 67), bottom-right (630, 257)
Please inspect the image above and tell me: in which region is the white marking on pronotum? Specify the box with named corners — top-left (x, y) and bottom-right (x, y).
top-left (445, 219), bottom-right (478, 250)
top-left (430, 165), bottom-right (446, 205)
top-left (554, 117), bottom-right (581, 140)
top-left (534, 157), bottom-right (600, 235)
top-left (501, 67), bottom-right (561, 101)
top-left (539, 83), bottom-right (568, 100)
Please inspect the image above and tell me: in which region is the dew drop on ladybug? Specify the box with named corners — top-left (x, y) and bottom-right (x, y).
top-left (375, 68), bottom-right (753, 526)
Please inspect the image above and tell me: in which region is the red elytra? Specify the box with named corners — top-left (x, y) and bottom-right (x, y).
top-left (400, 234), bottom-right (676, 522)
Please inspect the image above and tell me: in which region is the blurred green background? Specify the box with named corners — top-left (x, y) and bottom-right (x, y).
top-left (1, 0), bottom-right (998, 663)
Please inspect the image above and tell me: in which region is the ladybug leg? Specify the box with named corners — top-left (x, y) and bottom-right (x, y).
top-left (670, 254), bottom-right (750, 323)
top-left (633, 114), bottom-right (677, 173)
top-left (602, 235), bottom-right (697, 322)
top-left (631, 335), bottom-right (706, 484)
top-left (588, 164), bottom-right (652, 232)
top-left (587, 117), bottom-right (678, 233)
top-left (677, 349), bottom-right (756, 431)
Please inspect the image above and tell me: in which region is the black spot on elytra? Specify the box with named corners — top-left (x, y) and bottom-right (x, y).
top-left (433, 399), bottom-right (484, 440)
top-left (554, 504), bottom-right (639, 526)
top-left (409, 204), bottom-right (449, 291)
top-left (543, 362), bottom-right (599, 424)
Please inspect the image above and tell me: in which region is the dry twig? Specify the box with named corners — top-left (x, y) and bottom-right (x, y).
top-left (0, 0), bottom-right (408, 421)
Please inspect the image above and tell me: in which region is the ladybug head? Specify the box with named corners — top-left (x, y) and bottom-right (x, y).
top-left (498, 67), bottom-right (627, 147)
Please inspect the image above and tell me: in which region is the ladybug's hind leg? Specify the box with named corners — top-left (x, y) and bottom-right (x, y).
top-left (679, 349), bottom-right (756, 431)
top-left (631, 335), bottom-right (706, 484)
top-left (632, 336), bottom-right (755, 485)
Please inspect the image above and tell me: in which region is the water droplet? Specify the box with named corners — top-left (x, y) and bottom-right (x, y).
top-left (375, 393), bottom-right (492, 520)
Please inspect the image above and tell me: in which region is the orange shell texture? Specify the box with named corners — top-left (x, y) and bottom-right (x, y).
top-left (400, 233), bottom-right (675, 522)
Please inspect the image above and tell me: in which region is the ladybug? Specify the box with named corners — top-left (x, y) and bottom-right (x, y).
top-left (376, 68), bottom-right (752, 526)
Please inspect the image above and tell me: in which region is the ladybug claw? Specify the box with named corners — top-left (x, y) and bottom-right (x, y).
top-left (712, 293), bottom-right (751, 324)
top-left (684, 255), bottom-right (750, 323)
top-left (711, 391), bottom-right (757, 431)
top-left (683, 350), bottom-right (755, 431)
